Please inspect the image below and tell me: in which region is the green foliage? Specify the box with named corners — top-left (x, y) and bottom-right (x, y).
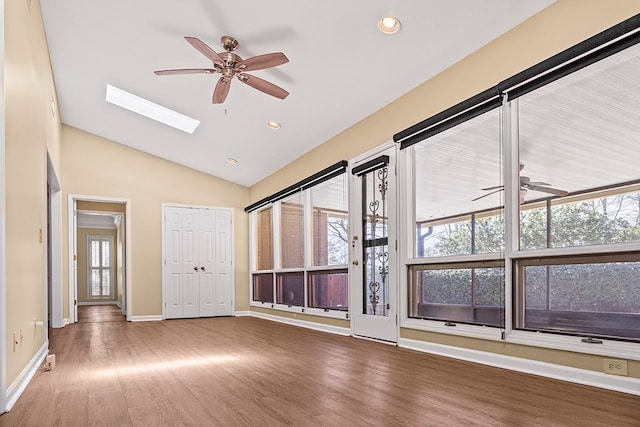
top-left (420, 193), bottom-right (640, 315)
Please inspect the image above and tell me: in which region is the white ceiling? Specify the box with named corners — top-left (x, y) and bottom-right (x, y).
top-left (40, 0), bottom-right (555, 188)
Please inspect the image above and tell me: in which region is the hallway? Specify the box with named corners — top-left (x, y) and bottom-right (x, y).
top-left (77, 304), bottom-right (125, 323)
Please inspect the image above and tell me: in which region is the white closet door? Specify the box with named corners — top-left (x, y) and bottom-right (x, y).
top-left (181, 209), bottom-right (200, 318)
top-left (165, 207), bottom-right (184, 318)
top-left (199, 209), bottom-right (216, 316)
top-left (215, 210), bottom-right (233, 316)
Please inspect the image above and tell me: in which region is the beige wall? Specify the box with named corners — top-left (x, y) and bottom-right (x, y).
top-left (61, 125), bottom-right (250, 318)
top-left (4, 0), bottom-right (62, 387)
top-left (248, 0), bottom-right (640, 379)
top-left (76, 227), bottom-right (118, 303)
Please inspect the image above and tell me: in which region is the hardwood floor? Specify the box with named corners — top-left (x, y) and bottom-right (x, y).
top-left (77, 304), bottom-right (126, 324)
top-left (1, 316), bottom-right (638, 426)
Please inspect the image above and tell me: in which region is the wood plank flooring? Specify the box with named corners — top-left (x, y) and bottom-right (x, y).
top-left (1, 313), bottom-right (639, 426)
top-left (77, 304), bottom-right (126, 324)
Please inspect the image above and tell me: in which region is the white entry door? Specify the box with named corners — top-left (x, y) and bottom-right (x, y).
top-left (350, 147), bottom-right (398, 342)
top-left (164, 206), bottom-right (233, 319)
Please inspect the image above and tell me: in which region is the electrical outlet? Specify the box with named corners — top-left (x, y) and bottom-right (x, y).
top-left (603, 358), bottom-right (628, 376)
top-left (44, 354), bottom-right (56, 371)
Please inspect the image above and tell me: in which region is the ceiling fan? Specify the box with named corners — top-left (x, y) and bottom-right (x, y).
top-left (472, 163), bottom-right (568, 202)
top-left (154, 35), bottom-right (289, 104)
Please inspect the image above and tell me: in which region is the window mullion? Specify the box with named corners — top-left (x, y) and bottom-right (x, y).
top-left (304, 189), bottom-right (312, 308)
top-left (503, 98), bottom-right (519, 335)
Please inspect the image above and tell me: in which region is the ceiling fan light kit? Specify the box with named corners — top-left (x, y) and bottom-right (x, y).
top-left (155, 35), bottom-right (289, 104)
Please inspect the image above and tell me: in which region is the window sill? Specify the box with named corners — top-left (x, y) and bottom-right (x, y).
top-left (401, 318), bottom-right (503, 341)
top-left (249, 301), bottom-right (349, 320)
top-left (507, 330), bottom-right (640, 361)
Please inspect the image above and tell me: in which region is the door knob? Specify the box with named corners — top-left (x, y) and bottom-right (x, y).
top-left (352, 260), bottom-right (359, 266)
top-left (193, 266), bottom-right (198, 271)
top-left (200, 266), bottom-right (206, 271)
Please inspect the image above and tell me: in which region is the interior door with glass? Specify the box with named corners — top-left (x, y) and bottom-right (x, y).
top-left (350, 147), bottom-right (397, 342)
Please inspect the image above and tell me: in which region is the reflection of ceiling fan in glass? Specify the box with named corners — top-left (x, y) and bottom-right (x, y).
top-left (473, 163), bottom-right (568, 203)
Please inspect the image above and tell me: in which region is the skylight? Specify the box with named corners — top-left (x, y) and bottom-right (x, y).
top-left (105, 84), bottom-right (200, 134)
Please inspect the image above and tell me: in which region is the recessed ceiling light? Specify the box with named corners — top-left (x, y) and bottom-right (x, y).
top-left (105, 84), bottom-right (200, 134)
top-left (378, 16), bottom-right (401, 34)
top-left (266, 121), bottom-right (281, 129)
top-left (226, 157), bottom-right (239, 165)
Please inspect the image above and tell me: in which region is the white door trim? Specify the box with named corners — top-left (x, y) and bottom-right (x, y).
top-left (47, 155), bottom-right (63, 328)
top-left (67, 194), bottom-right (132, 323)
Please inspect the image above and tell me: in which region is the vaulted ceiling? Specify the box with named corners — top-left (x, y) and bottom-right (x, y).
top-left (40, 0), bottom-right (555, 187)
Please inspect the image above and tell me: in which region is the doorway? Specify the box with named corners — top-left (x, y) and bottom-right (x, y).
top-left (68, 195), bottom-right (131, 323)
top-left (47, 155), bottom-right (63, 328)
top-left (349, 145), bottom-right (398, 342)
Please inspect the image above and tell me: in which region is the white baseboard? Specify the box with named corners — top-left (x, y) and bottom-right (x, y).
top-left (399, 338), bottom-right (640, 397)
top-left (77, 300), bottom-right (118, 306)
top-left (5, 341), bottom-right (49, 411)
top-left (130, 315), bottom-right (162, 322)
top-left (233, 311), bottom-right (250, 317)
top-left (250, 311), bottom-right (351, 336)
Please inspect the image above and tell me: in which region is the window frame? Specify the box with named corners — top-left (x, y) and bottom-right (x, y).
top-left (399, 46), bottom-right (640, 358)
top-left (249, 173), bottom-right (349, 320)
top-left (86, 234), bottom-right (114, 300)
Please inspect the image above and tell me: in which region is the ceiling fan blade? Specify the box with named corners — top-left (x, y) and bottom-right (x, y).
top-left (238, 73), bottom-right (289, 99)
top-left (472, 188), bottom-right (504, 202)
top-left (184, 36), bottom-right (224, 64)
top-left (154, 68), bottom-right (215, 75)
top-left (238, 52), bottom-right (289, 72)
top-left (528, 181), bottom-right (551, 186)
top-left (480, 185), bottom-right (504, 191)
top-left (527, 185), bottom-right (568, 197)
top-left (212, 77), bottom-right (231, 104)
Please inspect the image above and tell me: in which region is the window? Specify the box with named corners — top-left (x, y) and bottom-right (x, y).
top-left (88, 235), bottom-right (113, 299)
top-left (308, 269), bottom-right (348, 311)
top-left (520, 187), bottom-right (640, 250)
top-left (276, 272), bottom-right (304, 307)
top-left (408, 109), bottom-right (504, 327)
top-left (409, 262), bottom-right (504, 327)
top-left (513, 42), bottom-right (640, 342)
top-left (256, 207), bottom-right (273, 270)
top-left (516, 255), bottom-right (640, 340)
top-left (312, 175), bottom-right (348, 266)
top-left (398, 16), bottom-right (640, 355)
top-left (281, 194), bottom-right (304, 268)
top-left (252, 273), bottom-right (274, 303)
top-left (248, 164), bottom-right (349, 315)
